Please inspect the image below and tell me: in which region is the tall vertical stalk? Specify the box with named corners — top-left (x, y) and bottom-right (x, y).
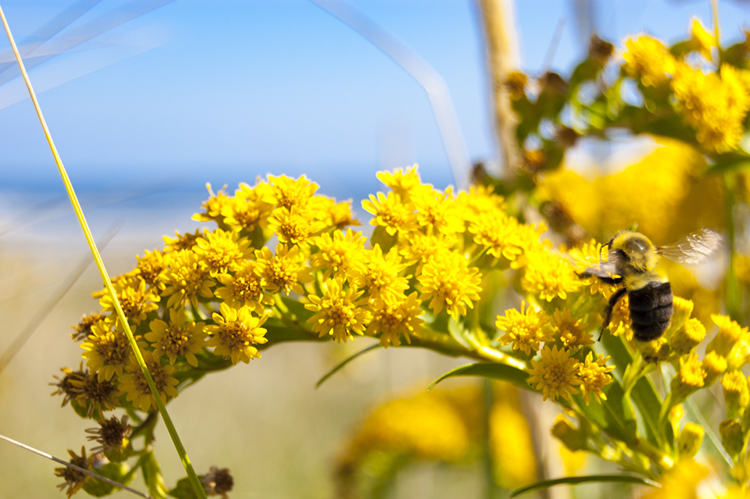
top-left (482, 379), bottom-right (498, 499)
top-left (476, 0), bottom-right (521, 176)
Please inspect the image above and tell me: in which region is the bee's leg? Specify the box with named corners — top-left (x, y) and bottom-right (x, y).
top-left (599, 287), bottom-right (628, 341)
top-left (578, 269), bottom-right (623, 286)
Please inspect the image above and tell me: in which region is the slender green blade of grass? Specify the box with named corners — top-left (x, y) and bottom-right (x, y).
top-left (0, 6), bottom-right (206, 498)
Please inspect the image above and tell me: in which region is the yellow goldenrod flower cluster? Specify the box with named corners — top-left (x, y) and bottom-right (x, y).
top-left (537, 139), bottom-right (722, 245)
top-left (672, 63), bottom-right (750, 153)
top-left (621, 21), bottom-right (750, 154)
top-left (337, 383), bottom-right (537, 494)
top-left (62, 166), bottom-right (568, 425)
top-left (623, 35), bottom-right (677, 87)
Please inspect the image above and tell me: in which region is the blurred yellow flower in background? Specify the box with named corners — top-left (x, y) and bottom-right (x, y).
top-left (672, 63), bottom-right (750, 153)
top-left (689, 17), bottom-right (717, 61)
top-left (538, 138), bottom-right (722, 244)
top-left (622, 35), bottom-right (676, 87)
top-left (337, 383), bottom-right (539, 495)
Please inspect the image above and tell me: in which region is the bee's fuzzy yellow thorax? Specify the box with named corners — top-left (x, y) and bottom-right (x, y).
top-left (610, 231), bottom-right (659, 272)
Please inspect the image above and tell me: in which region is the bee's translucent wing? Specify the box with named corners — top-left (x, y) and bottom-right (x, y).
top-left (568, 243), bottom-right (618, 278)
top-left (657, 229), bottom-right (723, 265)
top-left (579, 261), bottom-right (618, 280)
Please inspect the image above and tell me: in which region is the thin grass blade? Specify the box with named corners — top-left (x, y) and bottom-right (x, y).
top-left (0, 6), bottom-right (206, 498)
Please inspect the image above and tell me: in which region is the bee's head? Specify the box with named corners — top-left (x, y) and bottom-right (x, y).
top-left (607, 231), bottom-right (658, 272)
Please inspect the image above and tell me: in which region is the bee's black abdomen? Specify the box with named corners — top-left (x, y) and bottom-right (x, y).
top-left (628, 282), bottom-right (673, 342)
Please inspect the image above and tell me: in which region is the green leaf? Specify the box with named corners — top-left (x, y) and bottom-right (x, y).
top-left (168, 477), bottom-right (200, 499)
top-left (82, 462), bottom-right (131, 497)
top-left (572, 380), bottom-right (636, 443)
top-left (541, 141), bottom-right (564, 170)
top-left (141, 451), bottom-right (168, 499)
top-left (262, 318), bottom-right (320, 346)
top-left (316, 344), bottom-right (381, 388)
top-left (582, 99), bottom-right (608, 130)
top-left (569, 58), bottom-right (602, 90)
top-left (684, 397), bottom-right (734, 470)
top-left (70, 398), bottom-right (90, 419)
top-left (510, 474), bottom-right (659, 497)
top-left (720, 42), bottom-right (750, 68)
top-left (669, 40), bottom-right (693, 58)
top-left (702, 151), bottom-right (750, 175)
top-left (425, 309), bottom-right (449, 335)
top-left (280, 295), bottom-right (316, 323)
top-left (601, 334), bottom-right (667, 448)
top-left (428, 362), bottom-right (529, 392)
top-left (632, 113), bottom-right (696, 144)
top-left (173, 352), bottom-right (232, 390)
top-left (447, 318), bottom-right (471, 349)
top-left (536, 73), bottom-right (568, 117)
top-left (370, 225), bottom-right (397, 253)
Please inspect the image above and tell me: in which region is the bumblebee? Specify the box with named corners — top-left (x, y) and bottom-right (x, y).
top-left (581, 229), bottom-right (722, 342)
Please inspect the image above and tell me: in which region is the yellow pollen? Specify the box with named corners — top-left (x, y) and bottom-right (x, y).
top-left (233, 277), bottom-right (260, 300)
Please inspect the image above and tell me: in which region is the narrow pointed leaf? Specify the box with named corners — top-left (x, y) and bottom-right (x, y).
top-left (602, 333), bottom-right (666, 447)
top-left (428, 362), bottom-right (529, 391)
top-left (141, 451), bottom-right (168, 499)
top-left (280, 295), bottom-right (316, 323)
top-left (684, 397), bottom-right (733, 469)
top-left (316, 344), bottom-right (381, 388)
top-left (572, 381), bottom-right (635, 443)
top-left (510, 474), bottom-right (659, 497)
top-left (447, 317), bottom-right (471, 349)
top-left (702, 152), bottom-right (750, 176)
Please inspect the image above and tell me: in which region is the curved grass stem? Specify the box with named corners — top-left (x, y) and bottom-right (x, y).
top-left (0, 6), bottom-right (206, 498)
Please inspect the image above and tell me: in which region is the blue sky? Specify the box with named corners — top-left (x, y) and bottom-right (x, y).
top-left (0, 0), bottom-right (748, 200)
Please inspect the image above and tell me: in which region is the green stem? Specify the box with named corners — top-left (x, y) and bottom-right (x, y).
top-left (407, 327), bottom-right (528, 370)
top-left (621, 350), bottom-right (645, 395)
top-left (464, 331), bottom-right (529, 370)
top-left (274, 293), bottom-right (291, 315)
top-left (469, 246), bottom-right (490, 267)
top-left (482, 379), bottom-right (498, 499)
top-left (630, 438), bottom-right (674, 475)
top-left (724, 174), bottom-right (741, 321)
top-left (569, 403), bottom-right (672, 477)
top-left (192, 304), bottom-right (206, 321)
top-left (131, 411), bottom-right (158, 439)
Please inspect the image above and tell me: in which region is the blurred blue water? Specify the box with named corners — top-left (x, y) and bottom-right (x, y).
top-left (1, 160), bottom-right (454, 257)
